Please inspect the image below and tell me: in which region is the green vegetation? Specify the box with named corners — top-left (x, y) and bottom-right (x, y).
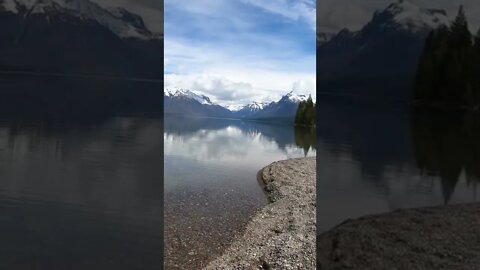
top-left (414, 6), bottom-right (480, 110)
top-left (295, 96), bottom-right (316, 126)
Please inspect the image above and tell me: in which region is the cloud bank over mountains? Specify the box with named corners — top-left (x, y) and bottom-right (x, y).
top-left (165, 0), bottom-right (316, 107)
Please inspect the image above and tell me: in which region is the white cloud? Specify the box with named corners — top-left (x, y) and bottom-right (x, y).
top-left (241, 0), bottom-right (316, 30)
top-left (165, 71), bottom-right (316, 107)
top-left (164, 36), bottom-right (316, 106)
top-left (165, 0), bottom-right (316, 107)
top-left (292, 80), bottom-right (316, 94)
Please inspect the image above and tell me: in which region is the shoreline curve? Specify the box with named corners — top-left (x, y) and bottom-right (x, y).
top-left (205, 157), bottom-right (316, 270)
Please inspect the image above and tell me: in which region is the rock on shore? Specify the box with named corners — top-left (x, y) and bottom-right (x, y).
top-left (205, 157), bottom-right (316, 270)
top-left (317, 203), bottom-right (480, 270)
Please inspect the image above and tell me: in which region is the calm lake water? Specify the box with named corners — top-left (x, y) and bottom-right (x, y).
top-left (164, 116), bottom-right (316, 269)
top-left (317, 97), bottom-right (480, 233)
top-left (0, 77), bottom-right (164, 270)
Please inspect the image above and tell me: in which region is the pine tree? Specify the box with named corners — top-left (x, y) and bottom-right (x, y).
top-left (305, 96), bottom-right (315, 126)
top-left (472, 29), bottom-right (480, 108)
top-left (449, 5), bottom-right (473, 104)
top-left (450, 6), bottom-right (471, 49)
top-left (415, 30), bottom-right (435, 101)
top-left (295, 101), bottom-right (306, 125)
top-left (295, 96), bottom-right (316, 126)
top-left (413, 5), bottom-right (479, 109)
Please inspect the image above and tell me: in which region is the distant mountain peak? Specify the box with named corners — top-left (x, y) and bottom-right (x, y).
top-left (164, 88), bottom-right (215, 106)
top-left (283, 91), bottom-right (309, 103)
top-left (316, 0), bottom-right (450, 100)
top-left (226, 104), bottom-right (244, 112)
top-left (377, 0), bottom-right (449, 32)
top-left (241, 101), bottom-right (269, 111)
top-left (164, 89), bottom-right (311, 119)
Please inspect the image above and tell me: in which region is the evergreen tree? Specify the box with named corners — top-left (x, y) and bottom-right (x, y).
top-left (413, 5), bottom-right (480, 110)
top-left (295, 95), bottom-right (316, 126)
top-left (472, 29), bottom-right (480, 107)
top-left (295, 101), bottom-right (306, 124)
top-left (305, 96), bottom-right (315, 126)
top-left (446, 6), bottom-right (472, 104)
top-left (415, 30), bottom-right (435, 101)
top-left (450, 6), bottom-right (471, 49)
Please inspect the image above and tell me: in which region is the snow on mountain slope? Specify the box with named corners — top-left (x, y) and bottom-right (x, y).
top-left (164, 88), bottom-right (313, 120)
top-left (381, 0), bottom-right (449, 32)
top-left (317, 0), bottom-right (450, 100)
top-left (284, 91), bottom-right (309, 103)
top-left (165, 88), bottom-right (215, 106)
top-left (226, 104), bottom-right (244, 112)
top-left (0, 0), bottom-right (154, 39)
top-left (242, 101), bottom-right (269, 111)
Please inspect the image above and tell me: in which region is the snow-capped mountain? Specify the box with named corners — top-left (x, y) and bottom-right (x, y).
top-left (243, 101), bottom-right (269, 111)
top-left (382, 0), bottom-right (449, 33)
top-left (234, 101), bottom-right (271, 118)
top-left (225, 104), bottom-right (244, 112)
top-left (164, 89), bottom-right (231, 117)
top-left (252, 92), bottom-right (311, 119)
top-left (164, 89), bottom-right (312, 121)
top-left (1, 0), bottom-right (157, 40)
top-left (284, 91), bottom-right (309, 103)
top-left (165, 89), bottom-right (215, 105)
top-left (0, 0), bottom-right (162, 79)
top-left (317, 0), bottom-right (449, 100)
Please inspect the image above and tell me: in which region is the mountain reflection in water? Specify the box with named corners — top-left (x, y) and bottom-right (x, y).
top-left (164, 116), bottom-right (315, 269)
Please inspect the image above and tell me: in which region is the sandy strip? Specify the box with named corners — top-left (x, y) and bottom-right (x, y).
top-left (205, 157), bottom-right (317, 270)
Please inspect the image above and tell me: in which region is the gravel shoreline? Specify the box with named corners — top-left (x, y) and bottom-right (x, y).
top-left (205, 157), bottom-right (316, 270)
top-left (317, 203), bottom-right (480, 270)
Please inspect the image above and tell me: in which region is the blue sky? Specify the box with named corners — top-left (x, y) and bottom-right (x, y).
top-left (164, 0), bottom-right (316, 107)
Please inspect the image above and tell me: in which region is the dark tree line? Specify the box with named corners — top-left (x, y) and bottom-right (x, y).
top-left (414, 6), bottom-right (480, 110)
top-left (295, 96), bottom-right (316, 126)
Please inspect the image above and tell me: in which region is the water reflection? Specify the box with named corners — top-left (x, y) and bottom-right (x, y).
top-left (164, 116), bottom-right (315, 269)
top-left (411, 111), bottom-right (480, 204)
top-left (0, 78), bottom-right (163, 269)
top-left (164, 116), bottom-right (316, 161)
top-left (316, 98), bottom-right (480, 233)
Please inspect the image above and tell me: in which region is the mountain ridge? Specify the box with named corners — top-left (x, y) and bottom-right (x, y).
top-left (0, 0), bottom-right (158, 40)
top-left (317, 0), bottom-right (450, 100)
top-left (0, 0), bottom-right (163, 79)
top-left (164, 89), bottom-right (313, 120)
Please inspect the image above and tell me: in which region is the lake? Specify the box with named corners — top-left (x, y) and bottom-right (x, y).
top-left (316, 97), bottom-right (480, 233)
top-left (0, 77), bottom-right (164, 270)
top-left (163, 116), bottom-right (316, 269)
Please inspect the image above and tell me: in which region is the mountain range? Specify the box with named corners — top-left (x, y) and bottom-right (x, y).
top-left (0, 0), bottom-right (162, 79)
top-left (164, 89), bottom-right (311, 121)
top-left (317, 0), bottom-right (450, 101)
